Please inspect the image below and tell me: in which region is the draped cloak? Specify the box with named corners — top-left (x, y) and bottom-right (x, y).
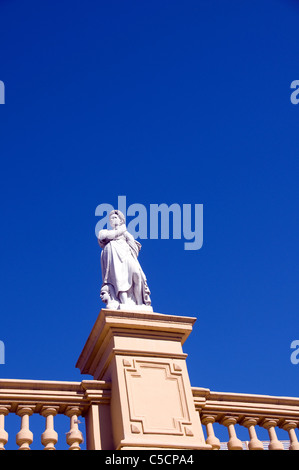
top-left (100, 232), bottom-right (147, 299)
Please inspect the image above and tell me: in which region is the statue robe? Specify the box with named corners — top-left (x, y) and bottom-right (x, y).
top-left (100, 232), bottom-right (144, 298)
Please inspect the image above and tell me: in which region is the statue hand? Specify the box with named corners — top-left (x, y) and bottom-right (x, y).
top-left (118, 224), bottom-right (127, 235)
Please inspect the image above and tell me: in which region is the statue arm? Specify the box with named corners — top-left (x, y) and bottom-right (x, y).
top-left (98, 225), bottom-right (127, 244)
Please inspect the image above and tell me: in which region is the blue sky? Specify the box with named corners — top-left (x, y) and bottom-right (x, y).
top-left (0, 0), bottom-right (298, 448)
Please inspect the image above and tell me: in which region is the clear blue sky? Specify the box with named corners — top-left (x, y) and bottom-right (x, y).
top-left (0, 0), bottom-right (298, 448)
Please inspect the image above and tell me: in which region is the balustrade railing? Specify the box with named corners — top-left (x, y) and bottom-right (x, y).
top-left (0, 378), bottom-right (110, 450)
top-left (192, 387), bottom-right (299, 450)
top-left (0, 378), bottom-right (298, 450)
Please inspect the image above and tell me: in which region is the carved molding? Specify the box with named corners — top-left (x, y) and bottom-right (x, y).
top-left (123, 359), bottom-right (192, 436)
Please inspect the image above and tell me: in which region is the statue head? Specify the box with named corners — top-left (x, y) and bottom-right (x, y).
top-left (100, 283), bottom-right (119, 309)
top-left (109, 210), bottom-right (125, 228)
top-left (100, 284), bottom-right (111, 304)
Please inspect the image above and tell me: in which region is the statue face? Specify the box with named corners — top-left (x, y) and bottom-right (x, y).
top-left (100, 288), bottom-right (110, 303)
top-left (109, 213), bottom-right (120, 228)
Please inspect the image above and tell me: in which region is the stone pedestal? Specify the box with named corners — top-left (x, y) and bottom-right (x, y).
top-left (76, 309), bottom-right (210, 450)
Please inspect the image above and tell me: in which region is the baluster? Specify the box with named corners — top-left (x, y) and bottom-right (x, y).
top-left (41, 406), bottom-right (59, 450)
top-left (241, 418), bottom-right (264, 450)
top-left (0, 406), bottom-right (10, 450)
top-left (262, 419), bottom-right (284, 450)
top-left (66, 407), bottom-right (84, 450)
top-left (221, 416), bottom-right (243, 450)
top-left (201, 415), bottom-right (220, 450)
top-left (16, 406), bottom-right (34, 450)
top-left (281, 420), bottom-right (299, 450)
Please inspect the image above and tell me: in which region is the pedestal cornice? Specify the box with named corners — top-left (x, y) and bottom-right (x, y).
top-left (76, 309), bottom-right (197, 379)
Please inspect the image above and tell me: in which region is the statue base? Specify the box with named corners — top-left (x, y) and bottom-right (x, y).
top-left (118, 304), bottom-right (153, 312)
top-left (76, 308), bottom-right (210, 450)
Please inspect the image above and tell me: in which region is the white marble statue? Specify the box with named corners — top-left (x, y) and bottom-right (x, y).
top-left (98, 210), bottom-right (152, 310)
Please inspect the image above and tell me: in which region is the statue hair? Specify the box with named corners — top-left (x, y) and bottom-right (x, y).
top-left (109, 210), bottom-right (126, 225)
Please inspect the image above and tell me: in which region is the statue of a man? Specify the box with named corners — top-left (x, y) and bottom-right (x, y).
top-left (98, 210), bottom-right (152, 310)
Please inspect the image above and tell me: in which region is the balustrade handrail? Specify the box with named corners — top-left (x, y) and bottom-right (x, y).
top-left (192, 387), bottom-right (299, 450)
top-left (0, 378), bottom-right (111, 414)
top-left (192, 387), bottom-right (299, 422)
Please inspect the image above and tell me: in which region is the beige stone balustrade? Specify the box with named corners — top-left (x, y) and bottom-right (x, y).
top-left (40, 406), bottom-right (59, 450)
top-left (0, 378), bottom-right (110, 450)
top-left (193, 387), bottom-right (299, 450)
top-left (0, 378), bottom-right (298, 449)
top-left (282, 420), bottom-right (299, 450)
top-left (241, 417), bottom-right (264, 450)
top-left (220, 416), bottom-right (243, 450)
top-left (66, 406), bottom-right (84, 450)
top-left (261, 418), bottom-right (284, 450)
top-left (201, 415), bottom-right (220, 450)
top-left (0, 406), bottom-right (10, 450)
top-left (16, 406), bottom-right (34, 450)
